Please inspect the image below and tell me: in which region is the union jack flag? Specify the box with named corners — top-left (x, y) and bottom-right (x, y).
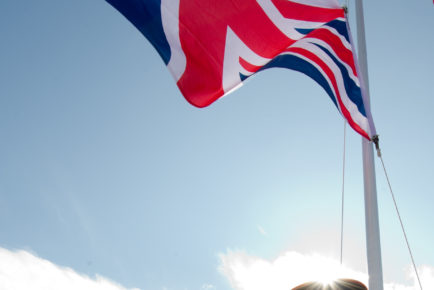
top-left (107, 0), bottom-right (376, 140)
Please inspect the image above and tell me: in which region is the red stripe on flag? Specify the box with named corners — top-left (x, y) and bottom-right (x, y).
top-left (239, 57), bottom-right (263, 73)
top-left (272, 0), bottom-right (345, 22)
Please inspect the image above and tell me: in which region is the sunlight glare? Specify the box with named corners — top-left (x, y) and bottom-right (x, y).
top-left (219, 251), bottom-right (368, 290)
top-left (302, 255), bottom-right (342, 285)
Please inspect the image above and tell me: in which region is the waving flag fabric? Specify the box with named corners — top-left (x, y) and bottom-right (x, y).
top-left (107, 0), bottom-right (376, 140)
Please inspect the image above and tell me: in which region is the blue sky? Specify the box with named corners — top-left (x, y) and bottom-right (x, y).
top-left (1, 0), bottom-right (433, 289)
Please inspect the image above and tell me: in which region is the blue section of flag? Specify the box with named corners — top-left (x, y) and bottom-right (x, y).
top-left (326, 19), bottom-right (350, 43)
top-left (260, 54), bottom-right (338, 109)
top-left (295, 28), bottom-right (314, 35)
top-left (239, 73), bottom-right (249, 82)
top-left (106, 0), bottom-right (171, 65)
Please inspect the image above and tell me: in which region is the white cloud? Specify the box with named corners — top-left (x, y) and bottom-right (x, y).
top-left (219, 250), bottom-right (434, 290)
top-left (384, 265), bottom-right (434, 290)
top-left (0, 247), bottom-right (139, 290)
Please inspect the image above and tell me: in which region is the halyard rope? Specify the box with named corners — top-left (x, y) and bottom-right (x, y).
top-left (340, 121), bottom-right (347, 265)
top-left (374, 138), bottom-right (423, 290)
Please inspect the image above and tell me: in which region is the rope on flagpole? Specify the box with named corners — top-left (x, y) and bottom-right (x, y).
top-left (340, 0), bottom-right (349, 264)
top-left (373, 137), bottom-right (424, 290)
top-left (340, 121), bottom-right (347, 265)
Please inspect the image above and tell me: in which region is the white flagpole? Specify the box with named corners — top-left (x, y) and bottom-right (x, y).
top-left (355, 1), bottom-right (384, 289)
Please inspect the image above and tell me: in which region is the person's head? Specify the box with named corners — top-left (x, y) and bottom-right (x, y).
top-left (292, 278), bottom-right (367, 290)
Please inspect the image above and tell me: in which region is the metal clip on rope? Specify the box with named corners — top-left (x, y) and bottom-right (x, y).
top-left (342, 5), bottom-right (348, 14)
top-left (372, 135), bottom-right (381, 157)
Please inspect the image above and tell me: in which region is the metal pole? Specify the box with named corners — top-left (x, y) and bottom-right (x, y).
top-left (355, 1), bottom-right (384, 289)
